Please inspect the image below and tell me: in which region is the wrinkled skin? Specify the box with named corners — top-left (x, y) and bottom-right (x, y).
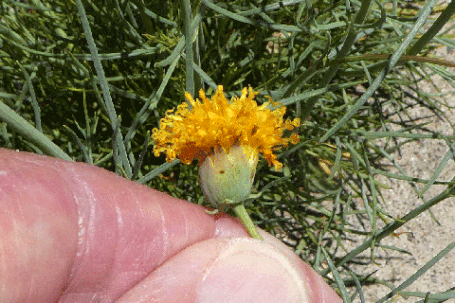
top-left (0, 149), bottom-right (341, 303)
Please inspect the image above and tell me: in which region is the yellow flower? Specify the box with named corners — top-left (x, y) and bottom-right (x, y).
top-left (152, 85), bottom-right (300, 171)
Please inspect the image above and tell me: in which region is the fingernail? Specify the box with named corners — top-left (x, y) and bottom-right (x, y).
top-left (198, 238), bottom-right (310, 303)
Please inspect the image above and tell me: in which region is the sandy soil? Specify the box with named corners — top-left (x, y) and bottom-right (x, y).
top-left (354, 25), bottom-right (455, 303)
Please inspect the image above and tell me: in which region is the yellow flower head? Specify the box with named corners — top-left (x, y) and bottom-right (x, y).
top-left (152, 85), bottom-right (300, 171)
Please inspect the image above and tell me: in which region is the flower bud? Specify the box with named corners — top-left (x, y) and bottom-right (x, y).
top-left (198, 145), bottom-right (259, 208)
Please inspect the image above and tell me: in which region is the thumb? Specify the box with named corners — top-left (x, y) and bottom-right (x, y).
top-left (118, 237), bottom-right (341, 303)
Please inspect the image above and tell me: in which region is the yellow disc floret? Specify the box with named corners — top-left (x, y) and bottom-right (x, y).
top-left (152, 85), bottom-right (300, 171)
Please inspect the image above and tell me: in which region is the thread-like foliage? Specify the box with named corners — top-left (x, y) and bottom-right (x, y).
top-left (1, 1), bottom-right (454, 301)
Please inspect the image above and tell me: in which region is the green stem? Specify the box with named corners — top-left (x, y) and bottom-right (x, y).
top-left (232, 203), bottom-right (263, 240)
top-left (0, 101), bottom-right (72, 161)
top-left (338, 54), bottom-right (455, 68)
top-left (181, 0), bottom-right (195, 98)
top-left (408, 0), bottom-right (455, 56)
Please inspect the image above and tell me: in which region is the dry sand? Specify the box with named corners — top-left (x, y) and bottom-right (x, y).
top-left (354, 27), bottom-right (455, 303)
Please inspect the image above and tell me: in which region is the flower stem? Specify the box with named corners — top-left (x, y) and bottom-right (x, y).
top-left (232, 203), bottom-right (263, 240)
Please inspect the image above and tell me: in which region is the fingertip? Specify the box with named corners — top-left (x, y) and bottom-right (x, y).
top-left (198, 238), bottom-right (310, 303)
top-left (213, 217), bottom-right (342, 303)
top-left (118, 237), bottom-right (341, 303)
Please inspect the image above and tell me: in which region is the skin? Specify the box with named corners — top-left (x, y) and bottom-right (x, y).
top-left (0, 148), bottom-right (342, 303)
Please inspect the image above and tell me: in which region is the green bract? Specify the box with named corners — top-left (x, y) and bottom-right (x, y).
top-left (198, 145), bottom-right (258, 208)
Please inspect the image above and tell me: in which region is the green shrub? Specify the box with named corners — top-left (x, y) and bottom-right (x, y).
top-left (1, 0), bottom-right (454, 301)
